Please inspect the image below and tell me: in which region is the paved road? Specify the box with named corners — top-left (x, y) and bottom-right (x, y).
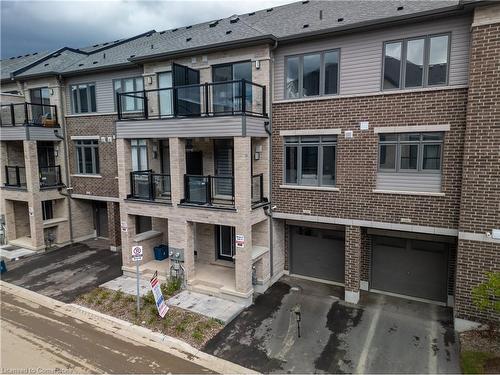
top-left (1, 239), bottom-right (122, 302)
top-left (0, 289), bottom-right (211, 374)
top-left (204, 276), bottom-right (460, 373)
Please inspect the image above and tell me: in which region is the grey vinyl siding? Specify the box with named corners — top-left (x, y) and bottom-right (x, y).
top-left (274, 16), bottom-right (471, 101)
top-left (116, 116), bottom-right (259, 139)
top-left (245, 116), bottom-right (269, 137)
top-left (376, 173), bottom-right (442, 193)
top-left (0, 126), bottom-right (60, 141)
top-left (65, 68), bottom-right (143, 115)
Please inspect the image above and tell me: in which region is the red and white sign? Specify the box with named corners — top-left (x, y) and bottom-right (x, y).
top-left (131, 245), bottom-right (143, 261)
top-left (150, 271), bottom-right (169, 318)
top-left (235, 234), bottom-right (245, 248)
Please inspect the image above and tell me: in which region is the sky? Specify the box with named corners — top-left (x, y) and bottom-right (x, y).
top-left (1, 0), bottom-right (292, 59)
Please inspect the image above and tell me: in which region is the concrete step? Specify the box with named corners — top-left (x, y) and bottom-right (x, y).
top-left (189, 283), bottom-right (222, 298)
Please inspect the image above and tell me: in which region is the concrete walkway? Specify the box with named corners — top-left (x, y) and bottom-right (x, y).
top-left (100, 275), bottom-right (150, 296)
top-left (0, 244), bottom-right (36, 261)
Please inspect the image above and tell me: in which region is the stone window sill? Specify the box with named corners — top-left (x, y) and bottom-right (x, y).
top-left (71, 174), bottom-right (102, 178)
top-left (134, 230), bottom-right (162, 242)
top-left (372, 189), bottom-right (445, 197)
top-left (279, 184), bottom-right (340, 192)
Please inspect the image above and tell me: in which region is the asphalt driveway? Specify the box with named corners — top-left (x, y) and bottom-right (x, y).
top-left (203, 276), bottom-right (460, 373)
top-left (1, 239), bottom-right (122, 303)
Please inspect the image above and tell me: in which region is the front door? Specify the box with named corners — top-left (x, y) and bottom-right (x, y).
top-left (216, 225), bottom-right (235, 261)
top-left (186, 151), bottom-right (203, 175)
top-left (37, 142), bottom-right (55, 167)
top-left (94, 202), bottom-right (108, 238)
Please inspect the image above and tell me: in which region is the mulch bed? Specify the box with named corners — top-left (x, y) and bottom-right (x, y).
top-left (460, 327), bottom-right (500, 374)
top-left (75, 287), bottom-right (224, 349)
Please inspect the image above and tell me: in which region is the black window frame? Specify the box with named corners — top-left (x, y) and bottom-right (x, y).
top-left (382, 33), bottom-right (451, 91)
top-left (42, 200), bottom-right (54, 221)
top-left (283, 135), bottom-right (337, 186)
top-left (284, 49), bottom-right (340, 99)
top-left (136, 215), bottom-right (152, 234)
top-left (75, 139), bottom-right (100, 175)
top-left (378, 132), bottom-right (444, 173)
top-left (113, 76), bottom-right (145, 112)
top-left (70, 83), bottom-right (97, 114)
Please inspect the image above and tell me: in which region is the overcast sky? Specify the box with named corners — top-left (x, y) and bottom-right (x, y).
top-left (1, 0), bottom-right (292, 59)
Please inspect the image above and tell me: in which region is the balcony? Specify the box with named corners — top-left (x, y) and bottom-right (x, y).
top-left (116, 80), bottom-right (269, 139)
top-left (0, 102), bottom-right (61, 141)
top-left (39, 165), bottom-right (63, 188)
top-left (128, 170), bottom-right (171, 202)
top-left (182, 175), bottom-right (234, 208)
top-left (4, 166), bottom-right (26, 188)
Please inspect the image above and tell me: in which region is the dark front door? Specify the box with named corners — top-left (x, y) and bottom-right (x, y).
top-left (37, 142), bottom-right (55, 167)
top-left (186, 151), bottom-right (203, 175)
top-left (371, 236), bottom-right (449, 303)
top-left (290, 226), bottom-right (345, 283)
top-left (216, 225), bottom-right (235, 261)
top-left (173, 63), bottom-right (200, 116)
top-left (94, 202), bottom-right (108, 238)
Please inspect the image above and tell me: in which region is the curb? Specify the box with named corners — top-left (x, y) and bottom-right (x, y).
top-left (0, 281), bottom-right (257, 374)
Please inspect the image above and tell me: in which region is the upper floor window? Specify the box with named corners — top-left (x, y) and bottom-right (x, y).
top-left (131, 139), bottom-right (148, 171)
top-left (285, 50), bottom-right (339, 99)
top-left (75, 139), bottom-right (99, 174)
top-left (383, 34), bottom-right (450, 90)
top-left (113, 77), bottom-right (144, 112)
top-left (379, 132), bottom-right (443, 172)
top-left (30, 87), bottom-right (51, 120)
top-left (70, 83), bottom-right (96, 114)
top-left (284, 135), bottom-right (337, 186)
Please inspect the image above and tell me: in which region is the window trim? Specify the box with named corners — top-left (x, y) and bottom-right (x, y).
top-left (283, 135), bottom-right (337, 187)
top-left (284, 48), bottom-right (341, 99)
top-left (69, 82), bottom-right (97, 114)
top-left (74, 139), bottom-right (100, 175)
top-left (378, 132), bottom-right (444, 174)
top-left (381, 32), bottom-right (451, 91)
top-left (113, 76), bottom-right (145, 112)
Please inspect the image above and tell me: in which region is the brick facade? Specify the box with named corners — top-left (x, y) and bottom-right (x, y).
top-left (272, 88), bottom-right (467, 229)
top-left (66, 115), bottom-right (119, 198)
top-left (455, 21), bottom-right (500, 323)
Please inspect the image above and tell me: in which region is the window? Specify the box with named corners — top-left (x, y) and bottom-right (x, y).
top-left (136, 215), bottom-right (152, 234)
top-left (75, 139), bottom-right (99, 174)
top-left (70, 83), bottom-right (96, 114)
top-left (379, 132), bottom-right (443, 172)
top-left (42, 200), bottom-right (53, 221)
top-left (113, 77), bottom-right (144, 112)
top-left (30, 87), bottom-right (51, 121)
top-left (383, 34), bottom-right (449, 90)
top-left (285, 50), bottom-right (339, 99)
top-left (284, 136), bottom-right (337, 186)
top-left (131, 139), bottom-right (148, 171)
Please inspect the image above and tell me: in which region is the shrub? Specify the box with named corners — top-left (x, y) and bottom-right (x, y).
top-left (162, 278), bottom-right (182, 297)
top-left (112, 290), bottom-right (124, 302)
top-left (472, 272), bottom-right (500, 314)
top-left (142, 291), bottom-right (155, 306)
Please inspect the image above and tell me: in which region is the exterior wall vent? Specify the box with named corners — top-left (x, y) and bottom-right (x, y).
top-left (337, 17), bottom-right (344, 22)
top-left (303, 24), bottom-right (309, 28)
top-left (186, 37), bottom-right (192, 42)
top-left (397, 6), bottom-right (404, 11)
top-left (226, 30), bottom-right (232, 34)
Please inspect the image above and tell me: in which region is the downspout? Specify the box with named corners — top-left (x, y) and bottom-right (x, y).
top-left (55, 75), bottom-right (74, 243)
top-left (267, 39), bottom-right (278, 279)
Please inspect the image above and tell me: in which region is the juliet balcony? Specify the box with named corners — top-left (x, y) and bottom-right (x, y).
top-left (115, 79), bottom-right (269, 139)
top-left (0, 102), bottom-right (61, 141)
top-left (4, 165), bottom-right (62, 189)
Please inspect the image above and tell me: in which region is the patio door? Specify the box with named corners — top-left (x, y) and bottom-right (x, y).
top-left (172, 63), bottom-right (200, 116)
top-left (216, 225), bottom-right (235, 261)
top-left (158, 72), bottom-right (173, 117)
top-left (212, 61), bottom-right (252, 113)
top-left (214, 139), bottom-right (233, 197)
top-left (30, 87), bottom-right (50, 124)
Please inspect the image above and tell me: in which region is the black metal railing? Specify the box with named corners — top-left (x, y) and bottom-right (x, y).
top-left (0, 102), bottom-right (59, 127)
top-left (183, 174), bottom-right (234, 207)
top-left (39, 165), bottom-right (62, 188)
top-left (129, 170), bottom-right (171, 202)
top-left (251, 173), bottom-right (267, 205)
top-left (117, 79), bottom-right (266, 120)
top-left (4, 166), bottom-right (26, 187)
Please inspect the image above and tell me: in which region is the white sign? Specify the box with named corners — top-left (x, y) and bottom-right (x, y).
top-left (235, 234), bottom-right (245, 248)
top-left (28, 207), bottom-right (34, 216)
top-left (131, 245), bottom-right (143, 261)
top-left (150, 271), bottom-right (169, 318)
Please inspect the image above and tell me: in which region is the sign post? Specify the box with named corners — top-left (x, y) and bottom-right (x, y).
top-left (131, 245), bottom-right (143, 314)
top-left (150, 271), bottom-right (169, 318)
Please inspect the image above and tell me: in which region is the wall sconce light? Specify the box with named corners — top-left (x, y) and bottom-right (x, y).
top-left (147, 76), bottom-right (153, 85)
top-left (49, 88), bottom-right (54, 95)
top-left (255, 60), bottom-right (261, 69)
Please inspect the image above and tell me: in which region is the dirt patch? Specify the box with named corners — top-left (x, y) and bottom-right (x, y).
top-left (460, 328), bottom-right (500, 374)
top-left (75, 284), bottom-right (224, 349)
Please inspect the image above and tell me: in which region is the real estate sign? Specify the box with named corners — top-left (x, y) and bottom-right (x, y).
top-left (150, 271), bottom-right (169, 318)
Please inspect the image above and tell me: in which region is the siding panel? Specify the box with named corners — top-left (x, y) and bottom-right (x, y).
top-left (274, 16), bottom-right (471, 100)
top-left (376, 173), bottom-right (442, 193)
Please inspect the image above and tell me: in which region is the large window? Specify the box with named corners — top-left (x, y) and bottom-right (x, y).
top-left (379, 132), bottom-right (443, 172)
top-left (30, 87), bottom-right (51, 121)
top-left (70, 83), bottom-right (97, 114)
top-left (284, 136), bottom-right (337, 186)
top-left (113, 77), bottom-right (144, 112)
top-left (383, 34), bottom-right (449, 90)
top-left (136, 215), bottom-right (152, 234)
top-left (131, 139), bottom-right (148, 171)
top-left (41, 200), bottom-right (53, 221)
top-left (75, 139), bottom-right (99, 174)
top-left (285, 50), bottom-right (339, 99)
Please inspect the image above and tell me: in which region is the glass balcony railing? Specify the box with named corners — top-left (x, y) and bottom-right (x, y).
top-left (0, 102), bottom-right (59, 127)
top-left (183, 174), bottom-right (234, 207)
top-left (39, 165), bottom-right (62, 188)
top-left (117, 79), bottom-right (266, 120)
top-left (4, 166), bottom-right (26, 187)
top-left (129, 170), bottom-right (171, 202)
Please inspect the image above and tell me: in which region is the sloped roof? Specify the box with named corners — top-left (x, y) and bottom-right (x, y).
top-left (1, 51), bottom-right (51, 80)
top-left (2, 0), bottom-right (475, 81)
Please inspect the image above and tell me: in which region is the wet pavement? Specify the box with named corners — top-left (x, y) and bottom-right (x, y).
top-left (0, 239), bottom-right (122, 302)
top-left (203, 276), bottom-right (460, 373)
top-left (1, 288), bottom-right (210, 373)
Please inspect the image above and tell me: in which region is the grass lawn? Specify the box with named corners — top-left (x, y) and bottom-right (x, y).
top-left (461, 351), bottom-right (495, 374)
top-left (75, 279), bottom-right (224, 348)
top-left (460, 328), bottom-right (500, 374)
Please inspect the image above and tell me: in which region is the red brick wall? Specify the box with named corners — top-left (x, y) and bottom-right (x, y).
top-left (66, 115), bottom-right (119, 198)
top-left (455, 22), bottom-right (500, 323)
top-left (272, 88), bottom-right (467, 229)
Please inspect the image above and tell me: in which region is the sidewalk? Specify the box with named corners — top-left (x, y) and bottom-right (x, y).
top-left (0, 280), bottom-right (256, 374)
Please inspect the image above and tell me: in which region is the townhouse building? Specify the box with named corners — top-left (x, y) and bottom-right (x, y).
top-left (0, 0), bottom-right (498, 326)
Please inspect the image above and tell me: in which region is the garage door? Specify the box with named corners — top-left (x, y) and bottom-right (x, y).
top-left (372, 236), bottom-right (449, 303)
top-left (290, 226), bottom-right (345, 283)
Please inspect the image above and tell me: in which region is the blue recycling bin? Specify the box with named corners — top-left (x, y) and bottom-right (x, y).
top-left (154, 244), bottom-right (169, 261)
top-left (0, 260), bottom-right (7, 274)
